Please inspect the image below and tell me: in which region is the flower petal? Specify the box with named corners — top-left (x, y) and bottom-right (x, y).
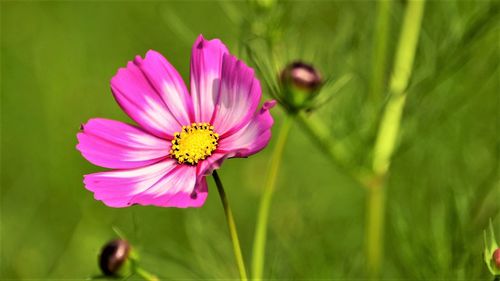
top-left (111, 52), bottom-right (189, 138)
top-left (84, 159), bottom-right (207, 208)
top-left (136, 50), bottom-right (193, 125)
top-left (196, 101), bottom-right (276, 175)
top-left (211, 53), bottom-right (261, 136)
top-left (190, 35), bottom-right (229, 123)
top-left (77, 118), bottom-right (170, 169)
top-left (217, 100), bottom-right (276, 158)
top-left (130, 164), bottom-right (207, 208)
top-left (84, 159), bottom-right (176, 208)
top-left (197, 152), bottom-right (229, 177)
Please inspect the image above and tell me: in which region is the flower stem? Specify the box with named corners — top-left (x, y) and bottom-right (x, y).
top-left (135, 267), bottom-right (160, 281)
top-left (251, 114), bottom-right (293, 280)
top-left (369, 0), bottom-right (393, 102)
top-left (213, 170), bottom-right (249, 281)
top-left (367, 0), bottom-right (426, 277)
top-left (364, 175), bottom-right (386, 277)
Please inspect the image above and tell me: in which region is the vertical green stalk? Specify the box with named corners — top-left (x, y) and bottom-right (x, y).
top-left (372, 0), bottom-right (425, 176)
top-left (367, 0), bottom-right (425, 277)
top-left (213, 170), bottom-right (249, 281)
top-left (251, 115), bottom-right (293, 280)
top-left (370, 0), bottom-right (393, 102)
top-left (364, 174), bottom-right (386, 277)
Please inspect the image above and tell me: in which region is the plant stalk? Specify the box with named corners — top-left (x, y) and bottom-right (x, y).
top-left (370, 0), bottom-right (393, 102)
top-left (213, 170), bottom-right (249, 281)
top-left (135, 267), bottom-right (160, 281)
top-left (251, 114), bottom-right (293, 280)
top-left (367, 0), bottom-right (426, 277)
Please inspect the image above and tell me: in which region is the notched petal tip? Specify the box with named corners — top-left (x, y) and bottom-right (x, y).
top-left (143, 49), bottom-right (168, 62)
top-left (195, 34), bottom-right (205, 49)
top-left (114, 50), bottom-right (161, 76)
top-left (190, 191), bottom-right (198, 199)
top-left (193, 34), bottom-right (227, 53)
top-left (133, 55), bottom-right (143, 66)
top-left (137, 50), bottom-right (165, 66)
top-left (110, 63), bottom-right (133, 86)
top-left (145, 49), bottom-right (159, 56)
top-left (262, 100), bottom-right (277, 111)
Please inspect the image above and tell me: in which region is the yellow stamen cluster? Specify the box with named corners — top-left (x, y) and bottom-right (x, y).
top-left (170, 123), bottom-right (219, 165)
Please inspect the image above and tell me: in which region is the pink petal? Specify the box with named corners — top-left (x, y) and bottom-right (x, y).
top-left (217, 100), bottom-right (276, 158)
top-left (211, 53), bottom-right (261, 137)
top-left (84, 159), bottom-right (176, 208)
top-left (130, 164), bottom-right (207, 208)
top-left (137, 50), bottom-right (194, 125)
top-left (190, 35), bottom-right (229, 123)
top-left (197, 152), bottom-right (230, 177)
top-left (84, 159), bottom-right (207, 208)
top-left (111, 51), bottom-right (190, 138)
top-left (77, 118), bottom-right (169, 169)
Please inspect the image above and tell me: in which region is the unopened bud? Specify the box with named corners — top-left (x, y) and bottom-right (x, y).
top-left (281, 62), bottom-right (322, 92)
top-left (494, 248), bottom-right (500, 269)
top-left (280, 61), bottom-right (323, 110)
top-left (484, 221), bottom-right (500, 276)
top-left (99, 239), bottom-right (131, 276)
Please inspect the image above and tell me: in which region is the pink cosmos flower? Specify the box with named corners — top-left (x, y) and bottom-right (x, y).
top-left (77, 35), bottom-right (275, 208)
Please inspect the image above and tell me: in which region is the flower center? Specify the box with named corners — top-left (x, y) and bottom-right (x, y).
top-left (170, 123), bottom-right (219, 165)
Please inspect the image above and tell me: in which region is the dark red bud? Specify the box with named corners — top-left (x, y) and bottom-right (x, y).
top-left (99, 239), bottom-right (131, 276)
top-left (493, 248), bottom-right (500, 269)
top-left (281, 61), bottom-right (322, 92)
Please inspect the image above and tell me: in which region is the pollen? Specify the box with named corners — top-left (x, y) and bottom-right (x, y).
top-left (170, 123), bottom-right (219, 165)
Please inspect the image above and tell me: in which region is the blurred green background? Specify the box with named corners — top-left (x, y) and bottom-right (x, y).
top-left (1, 0), bottom-right (499, 280)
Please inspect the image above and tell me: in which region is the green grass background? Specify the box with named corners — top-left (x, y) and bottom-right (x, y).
top-left (1, 0), bottom-right (499, 280)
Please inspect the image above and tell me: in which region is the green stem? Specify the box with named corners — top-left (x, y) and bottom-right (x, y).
top-left (213, 170), bottom-right (249, 281)
top-left (370, 0), bottom-right (393, 102)
top-left (372, 0), bottom-right (426, 176)
top-left (135, 267), bottom-right (160, 281)
top-left (364, 175), bottom-right (386, 277)
top-left (251, 114), bottom-right (293, 280)
top-left (367, 0), bottom-right (426, 277)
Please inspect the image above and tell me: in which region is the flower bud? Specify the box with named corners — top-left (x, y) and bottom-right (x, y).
top-left (494, 248), bottom-right (500, 269)
top-left (281, 62), bottom-right (322, 91)
top-left (99, 239), bottom-right (131, 276)
top-left (280, 61), bottom-right (322, 110)
top-left (484, 220), bottom-right (500, 276)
